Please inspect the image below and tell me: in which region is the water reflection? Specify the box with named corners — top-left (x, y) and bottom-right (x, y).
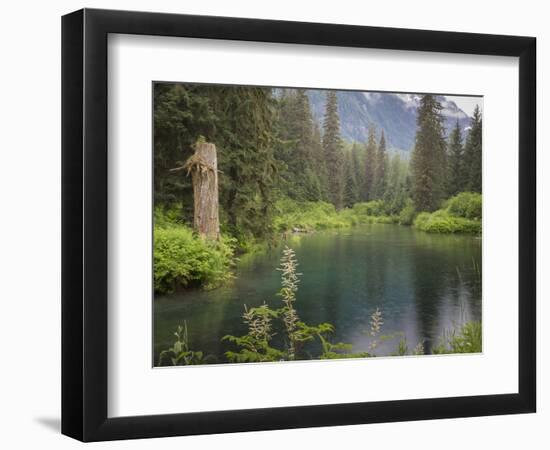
top-left (154, 224), bottom-right (481, 363)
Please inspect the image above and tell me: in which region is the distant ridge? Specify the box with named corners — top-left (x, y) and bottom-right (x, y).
top-left (306, 90), bottom-right (473, 154)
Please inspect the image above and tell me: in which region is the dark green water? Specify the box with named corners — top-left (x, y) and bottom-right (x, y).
top-left (154, 224), bottom-right (481, 363)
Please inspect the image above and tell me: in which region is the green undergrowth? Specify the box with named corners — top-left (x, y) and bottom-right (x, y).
top-left (154, 207), bottom-right (235, 294)
top-left (273, 198), bottom-right (400, 233)
top-left (413, 192), bottom-right (482, 234)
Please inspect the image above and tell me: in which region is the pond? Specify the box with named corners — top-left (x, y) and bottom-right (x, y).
top-left (154, 224), bottom-right (482, 363)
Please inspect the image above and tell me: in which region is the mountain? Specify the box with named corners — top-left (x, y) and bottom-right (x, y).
top-left (306, 90), bottom-right (472, 153)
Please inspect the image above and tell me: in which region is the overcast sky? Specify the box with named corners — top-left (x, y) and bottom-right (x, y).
top-left (447, 95), bottom-right (483, 117)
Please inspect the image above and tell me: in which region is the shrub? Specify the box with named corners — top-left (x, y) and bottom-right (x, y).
top-left (352, 200), bottom-right (386, 217)
top-left (413, 192), bottom-right (482, 234)
top-left (154, 204), bottom-right (185, 227)
top-left (398, 199), bottom-right (416, 226)
top-left (446, 192), bottom-right (482, 220)
top-left (154, 224), bottom-right (235, 294)
top-left (414, 210), bottom-right (481, 234)
top-left (273, 199), bottom-right (351, 232)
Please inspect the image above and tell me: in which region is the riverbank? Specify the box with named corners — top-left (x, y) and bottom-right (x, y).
top-left (154, 192), bottom-right (481, 294)
top-left (274, 193), bottom-right (481, 235)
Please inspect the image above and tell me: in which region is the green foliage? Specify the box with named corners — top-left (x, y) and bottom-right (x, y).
top-left (432, 321), bottom-right (482, 354)
top-left (413, 192), bottom-right (481, 234)
top-left (273, 199), bottom-right (352, 232)
top-left (277, 247), bottom-right (302, 359)
top-left (414, 211), bottom-right (481, 234)
top-left (154, 223), bottom-right (235, 294)
top-left (273, 198), bottom-right (405, 233)
top-left (223, 303), bottom-right (284, 363)
top-left (154, 84), bottom-right (482, 245)
top-left (154, 83), bottom-right (279, 241)
top-left (374, 130), bottom-right (389, 198)
top-left (322, 91), bottom-right (345, 209)
top-left (223, 247), bottom-right (372, 362)
top-left (411, 95), bottom-right (448, 212)
top-left (158, 322), bottom-right (214, 366)
top-left (159, 250), bottom-right (480, 364)
top-left (153, 84), bottom-right (217, 208)
top-left (446, 192), bottom-right (482, 220)
top-left (154, 204), bottom-right (184, 227)
top-left (343, 145), bottom-right (361, 208)
top-left (447, 120), bottom-right (465, 196)
top-left (395, 337), bottom-right (408, 356)
top-left (463, 105), bottom-right (482, 193)
top-left (363, 125), bottom-right (378, 201)
top-left (352, 200), bottom-right (386, 217)
top-left (275, 89), bottom-right (324, 202)
top-left (398, 199), bottom-right (416, 225)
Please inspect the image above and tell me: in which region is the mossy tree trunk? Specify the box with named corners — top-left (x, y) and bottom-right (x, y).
top-left (184, 142), bottom-right (220, 240)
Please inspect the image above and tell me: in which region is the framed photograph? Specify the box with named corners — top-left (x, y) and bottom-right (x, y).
top-left (62, 8), bottom-right (536, 442)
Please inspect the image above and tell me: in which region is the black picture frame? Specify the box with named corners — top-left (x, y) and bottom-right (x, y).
top-left (62, 8), bottom-right (536, 442)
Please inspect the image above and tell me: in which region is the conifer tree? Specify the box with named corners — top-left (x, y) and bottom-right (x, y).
top-left (374, 130), bottom-right (389, 199)
top-left (463, 105), bottom-right (482, 193)
top-left (275, 89), bottom-right (322, 201)
top-left (363, 125), bottom-right (377, 201)
top-left (410, 94), bottom-right (447, 211)
top-left (214, 86), bottom-right (279, 238)
top-left (343, 150), bottom-right (359, 208)
top-left (383, 153), bottom-right (408, 214)
top-left (295, 90), bottom-right (322, 200)
top-left (322, 91), bottom-right (344, 209)
top-left (351, 142), bottom-right (364, 201)
top-left (311, 122), bottom-right (329, 200)
top-left (447, 120), bottom-right (464, 196)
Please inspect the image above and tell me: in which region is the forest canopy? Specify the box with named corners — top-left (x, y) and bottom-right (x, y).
top-left (154, 83), bottom-right (482, 247)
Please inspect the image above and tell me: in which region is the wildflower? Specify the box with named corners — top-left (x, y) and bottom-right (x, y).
top-left (369, 307), bottom-right (383, 337)
top-left (368, 308), bottom-right (384, 353)
top-left (413, 342), bottom-right (424, 355)
top-left (277, 246), bottom-right (302, 359)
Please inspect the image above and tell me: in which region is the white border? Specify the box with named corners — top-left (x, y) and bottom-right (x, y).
top-left (107, 34), bottom-right (519, 417)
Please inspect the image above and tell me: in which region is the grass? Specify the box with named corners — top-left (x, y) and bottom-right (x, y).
top-left (432, 321), bottom-right (482, 354)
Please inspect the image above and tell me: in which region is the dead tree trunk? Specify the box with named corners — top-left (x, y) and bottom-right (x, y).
top-left (183, 142), bottom-right (220, 240)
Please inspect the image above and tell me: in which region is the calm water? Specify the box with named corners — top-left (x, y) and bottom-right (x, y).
top-left (154, 224), bottom-right (481, 363)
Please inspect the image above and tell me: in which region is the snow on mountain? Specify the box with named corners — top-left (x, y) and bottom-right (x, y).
top-left (307, 91), bottom-right (474, 153)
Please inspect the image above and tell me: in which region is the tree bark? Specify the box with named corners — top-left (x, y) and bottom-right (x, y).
top-left (184, 142), bottom-right (220, 240)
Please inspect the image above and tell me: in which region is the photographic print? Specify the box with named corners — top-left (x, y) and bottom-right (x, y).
top-left (153, 83), bottom-right (482, 367)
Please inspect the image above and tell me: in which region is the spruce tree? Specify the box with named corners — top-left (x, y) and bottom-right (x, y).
top-left (410, 94), bottom-right (447, 212)
top-left (275, 89), bottom-right (322, 201)
top-left (351, 142), bottom-right (364, 201)
top-left (363, 125), bottom-right (377, 201)
top-left (447, 120), bottom-right (464, 196)
top-left (298, 90), bottom-right (323, 201)
top-left (153, 83), bottom-right (217, 209)
top-left (212, 86), bottom-right (279, 238)
top-left (374, 130), bottom-right (388, 199)
top-left (312, 122), bottom-right (329, 200)
top-left (322, 91), bottom-right (344, 209)
top-left (343, 149), bottom-right (359, 208)
top-left (154, 83), bottom-right (279, 239)
top-left (383, 153), bottom-right (407, 214)
top-left (463, 105), bottom-right (482, 193)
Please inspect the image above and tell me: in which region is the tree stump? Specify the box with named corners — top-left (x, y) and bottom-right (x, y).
top-left (183, 142), bottom-right (220, 240)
